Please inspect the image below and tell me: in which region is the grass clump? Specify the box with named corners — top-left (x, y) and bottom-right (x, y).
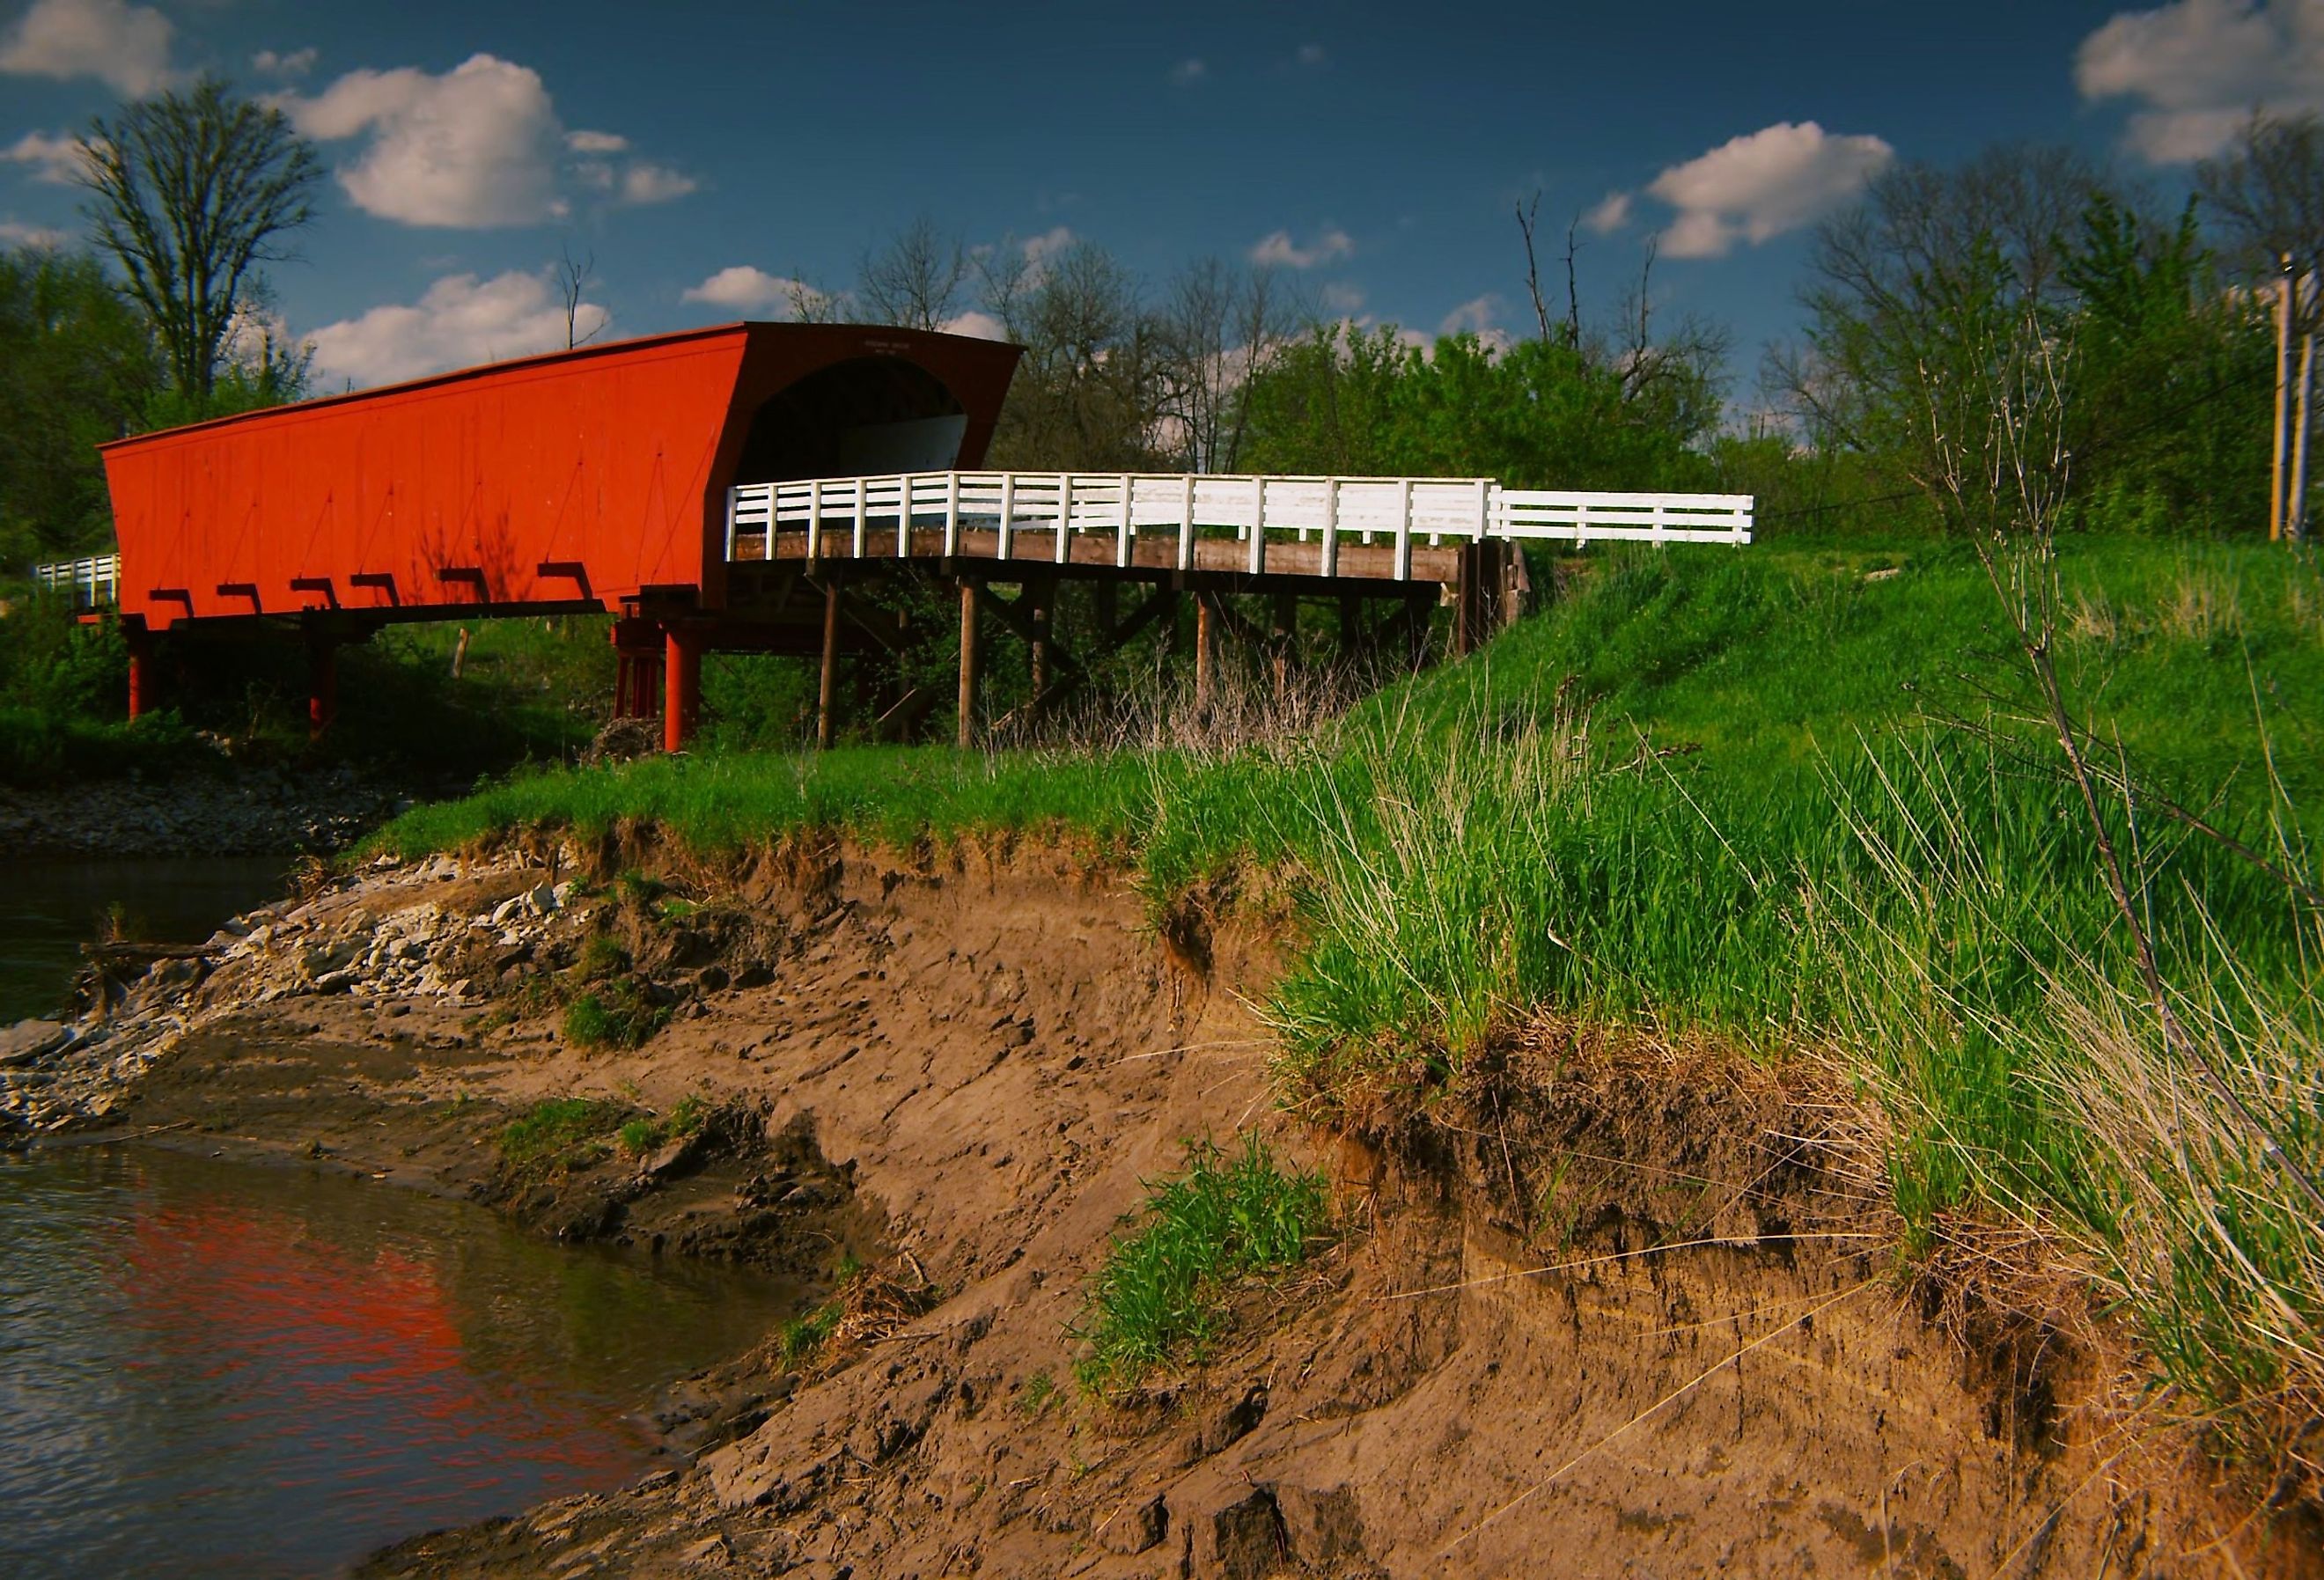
top-left (1077, 1135), bottom-right (1330, 1392)
top-left (562, 977), bottom-right (667, 1050)
top-left (776, 1297), bottom-right (845, 1367)
top-left (499, 1097), bottom-right (628, 1169)
top-left (616, 1093), bottom-right (709, 1155)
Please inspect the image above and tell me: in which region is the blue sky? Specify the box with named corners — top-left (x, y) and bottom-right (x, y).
top-left (0, 0), bottom-right (2309, 397)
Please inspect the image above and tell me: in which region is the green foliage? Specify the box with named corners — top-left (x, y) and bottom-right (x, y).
top-left (499, 1098), bottom-right (628, 1168)
top-left (562, 978), bottom-right (666, 1050)
top-left (776, 1297), bottom-right (845, 1367)
top-left (82, 75), bottom-right (321, 401)
top-left (0, 246), bottom-right (158, 561)
top-left (1240, 324), bottom-right (1718, 491)
top-left (616, 1093), bottom-right (708, 1155)
top-left (1077, 1135), bottom-right (1330, 1391)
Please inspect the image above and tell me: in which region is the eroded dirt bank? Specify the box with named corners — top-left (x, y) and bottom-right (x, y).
top-left (11, 841), bottom-right (2318, 1577)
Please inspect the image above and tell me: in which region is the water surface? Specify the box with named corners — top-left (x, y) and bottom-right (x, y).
top-left (0, 856), bottom-right (293, 1022)
top-left (0, 1143), bottom-right (792, 1579)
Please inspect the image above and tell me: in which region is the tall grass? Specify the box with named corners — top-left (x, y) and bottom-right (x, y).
top-left (372, 534), bottom-right (2324, 1463)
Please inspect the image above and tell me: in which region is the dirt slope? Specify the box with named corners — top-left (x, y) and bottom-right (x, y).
top-left (25, 841), bottom-right (2316, 1577)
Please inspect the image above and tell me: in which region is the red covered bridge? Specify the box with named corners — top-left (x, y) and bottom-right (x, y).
top-left (99, 322), bottom-right (1021, 748)
top-left (94, 320), bottom-right (1752, 751)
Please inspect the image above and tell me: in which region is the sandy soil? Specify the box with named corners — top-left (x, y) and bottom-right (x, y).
top-left (23, 840), bottom-right (2319, 1578)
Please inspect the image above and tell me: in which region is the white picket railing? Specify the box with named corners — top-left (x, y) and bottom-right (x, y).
top-left (30, 553), bottom-right (121, 607)
top-left (726, 472), bottom-right (1750, 580)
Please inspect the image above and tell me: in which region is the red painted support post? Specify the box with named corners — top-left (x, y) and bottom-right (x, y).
top-left (663, 625), bottom-right (702, 752)
top-left (307, 632), bottom-right (337, 740)
top-left (124, 621), bottom-right (152, 721)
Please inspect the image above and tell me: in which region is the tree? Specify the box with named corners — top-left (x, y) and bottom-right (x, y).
top-left (1775, 144), bottom-right (2108, 508)
top-left (980, 239), bottom-right (1168, 470)
top-left (0, 246), bottom-right (159, 562)
top-left (857, 216), bottom-right (970, 333)
top-left (1153, 257), bottom-right (1301, 473)
top-left (78, 75), bottom-right (321, 402)
top-left (556, 244), bottom-right (604, 350)
top-left (2196, 112), bottom-right (2324, 292)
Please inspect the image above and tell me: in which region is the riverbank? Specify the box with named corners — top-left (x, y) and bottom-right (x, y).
top-left (11, 837), bottom-right (2318, 1576)
top-left (0, 759), bottom-right (421, 858)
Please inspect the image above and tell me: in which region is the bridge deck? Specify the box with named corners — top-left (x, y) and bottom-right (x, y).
top-left (727, 471), bottom-right (1753, 585)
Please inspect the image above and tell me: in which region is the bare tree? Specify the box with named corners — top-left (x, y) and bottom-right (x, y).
top-left (1156, 258), bottom-right (1300, 471)
top-left (556, 244), bottom-right (603, 349)
top-left (2197, 111), bottom-right (2324, 298)
top-left (784, 275), bottom-right (844, 324)
top-left (1515, 192), bottom-right (1555, 345)
top-left (78, 75), bottom-right (321, 400)
top-left (978, 239), bottom-right (1167, 470)
top-left (858, 216), bottom-right (970, 332)
top-left (1782, 143), bottom-right (2106, 460)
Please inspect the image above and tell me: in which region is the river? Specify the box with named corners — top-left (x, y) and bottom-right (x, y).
top-left (0, 855), bottom-right (294, 1024)
top-left (1, 859), bottom-right (797, 1577)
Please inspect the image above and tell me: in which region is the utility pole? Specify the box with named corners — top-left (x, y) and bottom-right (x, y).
top-left (2274, 254), bottom-right (2296, 542)
top-left (2295, 273), bottom-right (2317, 544)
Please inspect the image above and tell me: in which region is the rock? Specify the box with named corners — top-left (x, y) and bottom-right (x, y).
top-left (1192, 1488), bottom-right (1286, 1580)
top-left (0, 1020), bottom-right (68, 1069)
top-left (675, 1532), bottom-right (732, 1569)
top-left (641, 1135), bottom-right (702, 1180)
top-left (1275, 1483), bottom-right (1367, 1567)
top-left (1095, 1495), bottom-right (1170, 1555)
top-left (732, 963), bottom-right (775, 989)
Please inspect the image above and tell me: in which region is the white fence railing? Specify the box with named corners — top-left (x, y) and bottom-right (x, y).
top-left (727, 472), bottom-right (1750, 580)
top-left (30, 553), bottom-right (120, 607)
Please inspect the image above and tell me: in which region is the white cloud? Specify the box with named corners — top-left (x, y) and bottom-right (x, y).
top-left (1645, 121), bottom-right (1894, 258)
top-left (1170, 58), bottom-right (1206, 84)
top-left (283, 53), bottom-right (696, 228)
top-left (1582, 190), bottom-right (1633, 234)
top-left (1438, 293), bottom-right (1512, 349)
top-left (617, 161), bottom-right (696, 204)
top-left (251, 47), bottom-right (317, 78)
top-left (2077, 0), bottom-right (2324, 162)
top-left (1249, 225), bottom-right (1354, 268)
top-left (306, 268), bottom-right (607, 389)
top-left (941, 309), bottom-right (1010, 341)
top-left (1022, 224), bottom-right (1076, 266)
top-left (284, 54), bottom-right (564, 227)
top-left (0, 0), bottom-right (173, 97)
top-left (1320, 281), bottom-right (1366, 312)
top-left (0, 217), bottom-right (68, 247)
top-left (2, 129), bottom-right (87, 185)
top-left (680, 265), bottom-right (836, 319)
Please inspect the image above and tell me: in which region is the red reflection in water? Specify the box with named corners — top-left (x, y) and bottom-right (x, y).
top-left (115, 1195), bottom-right (634, 1482)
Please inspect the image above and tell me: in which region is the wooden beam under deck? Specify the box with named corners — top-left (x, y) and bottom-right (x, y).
top-left (743, 525), bottom-right (1465, 589)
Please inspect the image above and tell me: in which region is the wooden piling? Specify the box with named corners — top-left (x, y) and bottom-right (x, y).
top-left (1195, 592), bottom-right (1217, 715)
top-left (816, 577), bottom-right (841, 750)
top-left (956, 578), bottom-right (980, 749)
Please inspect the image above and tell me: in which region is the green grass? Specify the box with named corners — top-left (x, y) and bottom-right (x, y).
top-left (379, 532), bottom-right (2324, 1454)
top-left (499, 1097), bottom-right (629, 1168)
top-left (1077, 1135), bottom-right (1331, 1391)
top-left (616, 1093), bottom-right (708, 1155)
top-left (562, 978), bottom-right (667, 1050)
